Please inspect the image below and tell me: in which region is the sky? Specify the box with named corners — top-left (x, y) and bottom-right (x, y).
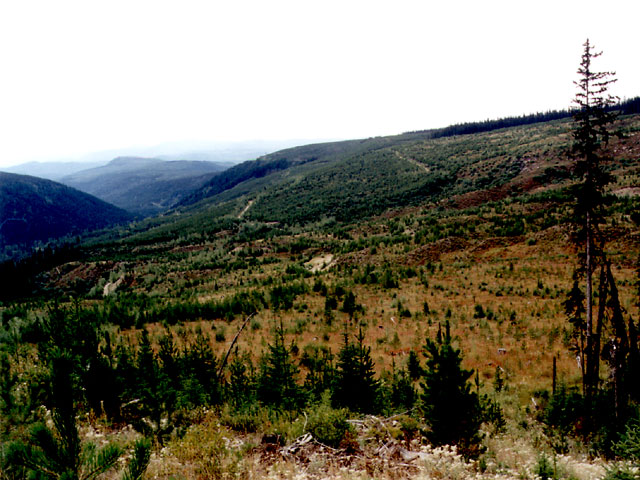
top-left (1, 0), bottom-right (639, 168)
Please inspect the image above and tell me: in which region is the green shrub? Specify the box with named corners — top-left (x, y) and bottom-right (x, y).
top-left (602, 466), bottom-right (639, 480)
top-left (219, 404), bottom-right (266, 433)
top-left (535, 454), bottom-right (556, 480)
top-left (615, 419), bottom-right (640, 462)
top-left (306, 402), bottom-right (353, 448)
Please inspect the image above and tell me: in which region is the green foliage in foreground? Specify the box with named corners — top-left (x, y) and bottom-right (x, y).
top-left (421, 321), bottom-right (483, 458)
top-left (2, 350), bottom-right (151, 480)
top-left (0, 300), bottom-right (496, 467)
top-left (257, 323), bottom-right (305, 411)
top-left (615, 419), bottom-right (640, 462)
top-left (305, 398), bottom-right (353, 448)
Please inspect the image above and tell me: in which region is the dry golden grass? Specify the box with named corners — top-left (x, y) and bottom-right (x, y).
top-left (121, 214), bottom-right (639, 408)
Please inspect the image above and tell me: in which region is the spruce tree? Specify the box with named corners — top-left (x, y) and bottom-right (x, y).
top-left (420, 321), bottom-right (483, 458)
top-left (332, 325), bottom-right (379, 413)
top-left (407, 350), bottom-right (423, 381)
top-left (257, 322), bottom-right (304, 410)
top-left (301, 346), bottom-right (334, 402)
top-left (158, 329), bottom-right (180, 412)
top-left (136, 328), bottom-right (163, 430)
top-left (181, 328), bottom-right (220, 406)
top-left (569, 38), bottom-right (618, 404)
top-left (226, 349), bottom-right (255, 407)
top-left (390, 362), bottom-right (417, 411)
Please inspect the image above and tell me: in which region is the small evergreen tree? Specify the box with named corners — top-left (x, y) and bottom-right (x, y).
top-left (390, 362), bottom-right (417, 411)
top-left (301, 346), bottom-right (334, 402)
top-left (332, 325), bottom-right (380, 413)
top-left (420, 321), bottom-right (483, 458)
top-left (136, 329), bottom-right (164, 428)
top-left (226, 349), bottom-right (255, 407)
top-left (158, 329), bottom-right (180, 412)
top-left (340, 291), bottom-right (362, 319)
top-left (407, 350), bottom-right (423, 381)
top-left (181, 328), bottom-right (220, 407)
top-left (257, 322), bottom-right (304, 410)
top-left (129, 329), bottom-right (173, 442)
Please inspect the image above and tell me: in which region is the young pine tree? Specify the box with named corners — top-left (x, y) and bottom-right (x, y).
top-left (332, 325), bottom-right (380, 413)
top-left (301, 346), bottom-right (335, 402)
top-left (257, 322), bottom-right (304, 410)
top-left (226, 349), bottom-right (256, 407)
top-left (420, 321), bottom-right (483, 458)
top-left (390, 361), bottom-right (417, 411)
top-left (181, 328), bottom-right (220, 407)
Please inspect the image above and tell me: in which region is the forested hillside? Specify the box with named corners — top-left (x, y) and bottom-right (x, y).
top-left (61, 157), bottom-right (231, 216)
top-left (0, 172), bottom-right (131, 260)
top-left (178, 96), bottom-right (640, 219)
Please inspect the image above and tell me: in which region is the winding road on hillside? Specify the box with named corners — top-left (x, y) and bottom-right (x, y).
top-left (393, 150), bottom-right (431, 174)
top-left (238, 199), bottom-right (254, 218)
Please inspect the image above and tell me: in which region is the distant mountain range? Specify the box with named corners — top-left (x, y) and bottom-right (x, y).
top-left (2, 139), bottom-right (325, 177)
top-left (0, 172), bottom-right (132, 253)
top-left (60, 157), bottom-right (231, 217)
top-left (3, 161), bottom-right (108, 181)
top-left (2, 140), bottom-right (325, 218)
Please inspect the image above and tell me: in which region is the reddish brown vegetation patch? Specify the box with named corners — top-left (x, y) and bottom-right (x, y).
top-left (48, 261), bottom-right (117, 289)
top-left (469, 236), bottom-right (524, 256)
top-left (406, 237), bottom-right (470, 265)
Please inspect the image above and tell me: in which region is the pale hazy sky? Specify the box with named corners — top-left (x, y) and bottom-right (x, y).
top-left (1, 0), bottom-right (639, 168)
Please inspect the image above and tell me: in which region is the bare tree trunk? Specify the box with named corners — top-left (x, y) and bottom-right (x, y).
top-left (628, 317), bottom-right (640, 402)
top-left (606, 264), bottom-right (628, 419)
top-left (217, 312), bottom-right (255, 379)
top-left (552, 355), bottom-right (557, 395)
top-left (593, 264), bottom-right (608, 396)
top-left (585, 212), bottom-right (593, 402)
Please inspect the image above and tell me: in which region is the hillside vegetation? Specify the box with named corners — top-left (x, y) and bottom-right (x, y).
top-left (61, 157), bottom-right (231, 216)
top-left (0, 172), bottom-right (132, 259)
top-left (1, 112), bottom-right (640, 479)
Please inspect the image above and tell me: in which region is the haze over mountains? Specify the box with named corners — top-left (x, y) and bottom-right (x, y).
top-left (1, 139), bottom-right (325, 176)
top-left (1, 139), bottom-right (335, 220)
top-left (2, 161), bottom-right (108, 181)
top-left (60, 157), bottom-right (231, 216)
